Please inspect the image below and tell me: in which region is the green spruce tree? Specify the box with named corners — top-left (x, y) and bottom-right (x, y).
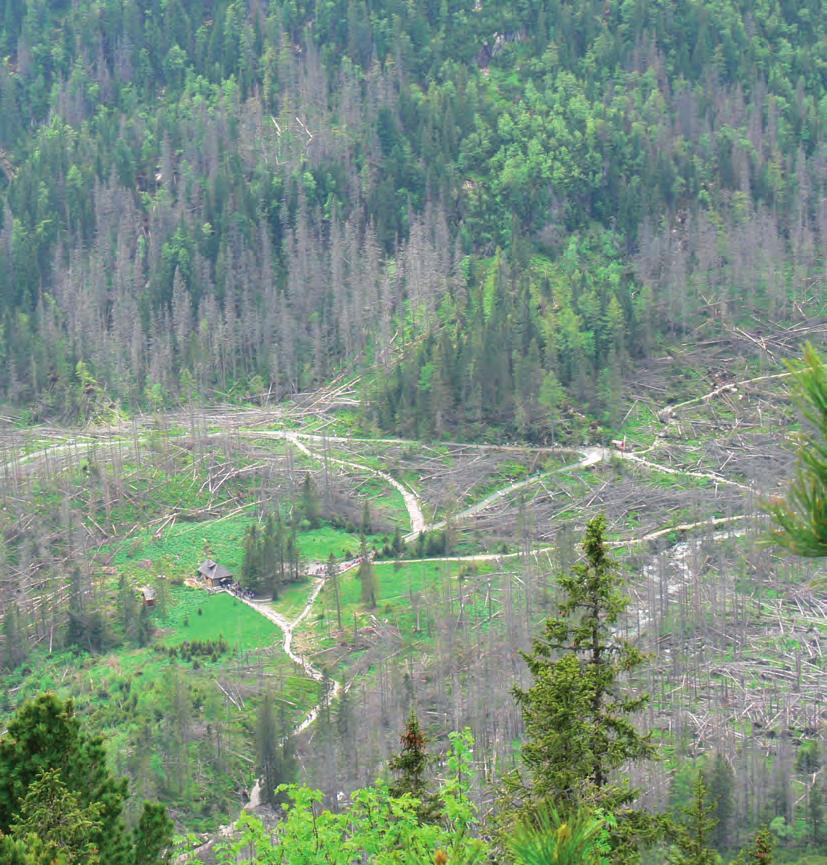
top-left (132, 802), bottom-right (174, 865)
top-left (66, 568), bottom-right (89, 650)
top-left (117, 574), bottom-right (137, 643)
top-left (0, 694), bottom-right (171, 865)
top-left (262, 511), bottom-right (281, 599)
top-left (704, 752), bottom-right (735, 853)
top-left (391, 526), bottom-right (403, 558)
top-left (357, 539), bottom-right (377, 608)
top-left (135, 603), bottom-right (153, 648)
top-left (0, 832), bottom-right (70, 865)
top-left (388, 711), bottom-right (440, 823)
top-left (255, 692), bottom-right (280, 806)
top-left (733, 828), bottom-right (774, 865)
top-left (361, 499), bottom-right (372, 536)
top-left (2, 602), bottom-right (28, 670)
top-left (327, 553), bottom-right (342, 630)
top-left (9, 769), bottom-right (102, 865)
top-left (513, 515), bottom-right (654, 856)
top-left (300, 473), bottom-right (321, 528)
top-left (809, 780), bottom-right (824, 846)
top-left (241, 522), bottom-right (263, 594)
top-left (667, 773), bottom-right (717, 865)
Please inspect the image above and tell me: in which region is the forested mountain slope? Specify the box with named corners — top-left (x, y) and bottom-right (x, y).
top-left (0, 0), bottom-right (824, 434)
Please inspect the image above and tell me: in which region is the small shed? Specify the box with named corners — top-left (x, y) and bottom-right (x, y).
top-left (138, 586), bottom-right (157, 607)
top-left (198, 559), bottom-right (234, 588)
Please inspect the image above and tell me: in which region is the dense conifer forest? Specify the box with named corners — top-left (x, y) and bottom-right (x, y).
top-left (0, 1), bottom-right (825, 863)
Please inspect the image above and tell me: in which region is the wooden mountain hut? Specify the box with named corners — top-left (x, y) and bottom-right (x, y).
top-left (138, 585), bottom-right (157, 607)
top-left (197, 559), bottom-right (234, 588)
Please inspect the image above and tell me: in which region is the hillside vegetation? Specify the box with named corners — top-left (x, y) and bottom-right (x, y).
top-left (0, 0), bottom-right (823, 434)
top-left (0, 2), bottom-right (826, 863)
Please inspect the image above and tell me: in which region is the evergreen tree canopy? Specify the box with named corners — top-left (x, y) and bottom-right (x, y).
top-left (9, 768), bottom-right (103, 865)
top-left (241, 509), bottom-right (296, 598)
top-left (388, 711), bottom-right (441, 823)
top-left (768, 343), bottom-right (827, 557)
top-left (0, 0), bottom-right (821, 432)
top-left (513, 516), bottom-right (654, 859)
top-left (733, 828), bottom-right (774, 865)
top-left (0, 694), bottom-right (172, 865)
top-left (703, 752), bottom-right (735, 854)
top-left (667, 773), bottom-right (718, 865)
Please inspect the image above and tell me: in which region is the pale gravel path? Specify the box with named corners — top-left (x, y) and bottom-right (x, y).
top-left (204, 556), bottom-right (360, 838)
top-left (406, 447), bottom-right (608, 541)
top-left (247, 430), bottom-right (426, 535)
top-left (233, 554), bottom-right (362, 738)
top-left (621, 451), bottom-right (754, 493)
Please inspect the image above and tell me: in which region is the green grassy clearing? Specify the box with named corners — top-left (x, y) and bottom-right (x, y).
top-left (296, 524), bottom-right (375, 559)
top-left (111, 514), bottom-right (381, 583)
top-left (300, 559), bottom-right (497, 668)
top-left (2, 587), bottom-right (297, 708)
top-left (358, 476), bottom-right (411, 527)
top-left (157, 588), bottom-right (282, 649)
top-left (617, 402), bottom-right (661, 448)
top-left (111, 512), bottom-right (252, 579)
top-left (271, 578), bottom-right (316, 619)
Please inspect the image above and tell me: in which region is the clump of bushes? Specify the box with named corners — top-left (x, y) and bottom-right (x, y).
top-left (155, 637), bottom-right (228, 663)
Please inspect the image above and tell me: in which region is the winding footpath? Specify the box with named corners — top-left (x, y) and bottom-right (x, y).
top-left (409, 446), bottom-right (608, 540)
top-left (237, 589), bottom-right (341, 736)
top-left (234, 557), bottom-right (360, 738)
top-left (250, 430), bottom-right (426, 535)
top-left (191, 561), bottom-right (357, 853)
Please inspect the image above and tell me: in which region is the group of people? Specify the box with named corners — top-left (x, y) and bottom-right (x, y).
top-left (225, 581), bottom-right (255, 600)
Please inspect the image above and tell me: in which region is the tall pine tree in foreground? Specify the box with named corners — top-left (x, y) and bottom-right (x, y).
top-left (513, 515), bottom-right (654, 860)
top-left (768, 343), bottom-right (827, 557)
top-left (0, 694), bottom-right (172, 865)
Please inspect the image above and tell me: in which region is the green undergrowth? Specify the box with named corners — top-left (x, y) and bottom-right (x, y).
top-left (617, 402), bottom-right (661, 448)
top-left (0, 586), bottom-right (320, 832)
top-left (1, 586), bottom-right (311, 723)
top-left (299, 559), bottom-right (498, 673)
top-left (356, 476), bottom-right (411, 527)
